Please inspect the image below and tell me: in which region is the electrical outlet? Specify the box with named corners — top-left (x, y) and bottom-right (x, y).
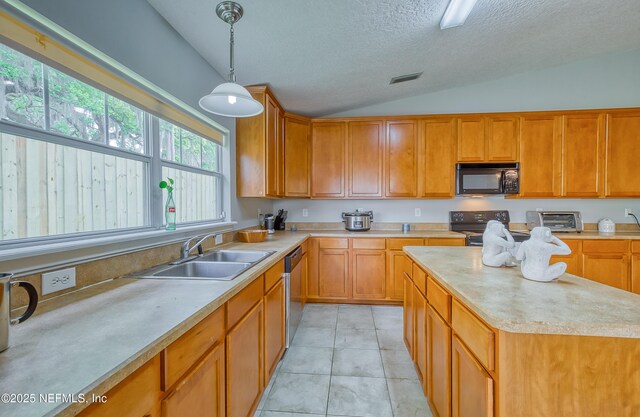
top-left (257, 208), bottom-right (262, 216)
top-left (214, 234), bottom-right (223, 245)
top-left (302, 208), bottom-right (309, 217)
top-left (415, 208), bottom-right (421, 217)
top-left (625, 208), bottom-right (634, 217)
top-left (42, 267), bottom-right (76, 295)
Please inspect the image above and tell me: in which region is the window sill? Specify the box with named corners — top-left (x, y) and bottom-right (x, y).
top-left (0, 222), bottom-right (237, 276)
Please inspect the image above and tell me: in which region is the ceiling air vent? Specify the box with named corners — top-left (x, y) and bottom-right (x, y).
top-left (389, 72), bottom-right (423, 85)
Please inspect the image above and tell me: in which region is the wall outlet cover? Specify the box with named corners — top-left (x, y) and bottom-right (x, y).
top-left (214, 234), bottom-right (223, 245)
top-left (415, 208), bottom-right (421, 217)
top-left (625, 208), bottom-right (634, 217)
top-left (42, 267), bottom-right (76, 295)
top-left (302, 208), bottom-right (309, 217)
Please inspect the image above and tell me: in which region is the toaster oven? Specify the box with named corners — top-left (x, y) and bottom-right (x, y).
top-left (526, 211), bottom-right (583, 233)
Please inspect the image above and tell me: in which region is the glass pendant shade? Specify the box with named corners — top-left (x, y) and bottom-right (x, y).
top-left (199, 82), bottom-right (263, 117)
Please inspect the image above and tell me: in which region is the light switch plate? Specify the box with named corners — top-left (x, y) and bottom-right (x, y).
top-left (42, 267), bottom-right (76, 295)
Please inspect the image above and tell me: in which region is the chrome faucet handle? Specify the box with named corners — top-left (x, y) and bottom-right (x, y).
top-left (182, 233), bottom-right (218, 259)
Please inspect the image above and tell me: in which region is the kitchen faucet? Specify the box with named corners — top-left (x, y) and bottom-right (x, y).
top-left (171, 233), bottom-right (218, 265)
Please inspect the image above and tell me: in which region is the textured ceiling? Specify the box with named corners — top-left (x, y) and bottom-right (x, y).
top-left (147, 0), bottom-right (640, 116)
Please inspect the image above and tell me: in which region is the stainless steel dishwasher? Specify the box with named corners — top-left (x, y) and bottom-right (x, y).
top-left (284, 246), bottom-right (303, 348)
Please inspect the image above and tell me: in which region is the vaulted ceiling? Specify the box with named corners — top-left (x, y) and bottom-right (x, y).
top-left (147, 0), bottom-right (640, 116)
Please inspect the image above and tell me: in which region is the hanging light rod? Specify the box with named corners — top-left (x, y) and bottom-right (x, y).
top-left (199, 1), bottom-right (264, 118)
top-left (440, 0), bottom-right (478, 30)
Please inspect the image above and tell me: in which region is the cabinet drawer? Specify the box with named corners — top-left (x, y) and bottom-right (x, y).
top-left (412, 263), bottom-right (427, 295)
top-left (163, 306), bottom-right (225, 390)
top-left (633, 241), bottom-right (640, 254)
top-left (227, 275), bottom-right (265, 329)
top-left (451, 299), bottom-right (495, 371)
top-left (427, 276), bottom-right (451, 323)
top-left (352, 238), bottom-right (386, 250)
top-left (427, 238), bottom-right (465, 246)
top-left (387, 238), bottom-right (424, 250)
top-left (317, 238), bottom-right (349, 249)
top-left (265, 259), bottom-right (284, 291)
top-left (582, 240), bottom-right (628, 253)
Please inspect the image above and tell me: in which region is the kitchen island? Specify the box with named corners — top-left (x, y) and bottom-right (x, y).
top-left (403, 246), bottom-right (640, 417)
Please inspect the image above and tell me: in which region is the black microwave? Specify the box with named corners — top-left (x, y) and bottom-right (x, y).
top-left (456, 163), bottom-right (520, 195)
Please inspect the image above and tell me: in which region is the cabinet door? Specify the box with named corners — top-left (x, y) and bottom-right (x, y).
top-left (284, 116), bottom-right (310, 197)
top-left (519, 115), bottom-right (562, 197)
top-left (582, 253), bottom-right (630, 291)
top-left (386, 251), bottom-right (407, 301)
top-left (318, 248), bottom-right (350, 299)
top-left (352, 249), bottom-right (386, 300)
top-left (423, 118), bottom-right (456, 197)
top-left (301, 252), bottom-right (308, 307)
top-left (550, 239), bottom-right (582, 276)
top-left (563, 114), bottom-right (605, 197)
top-left (632, 254), bottom-right (640, 295)
top-left (235, 90), bottom-right (266, 197)
top-left (348, 121), bottom-right (384, 197)
top-left (457, 117), bottom-right (485, 162)
top-left (403, 274), bottom-right (414, 355)
top-left (163, 343), bottom-right (225, 417)
top-left (605, 111), bottom-right (640, 197)
top-left (413, 286), bottom-right (428, 393)
top-left (264, 279), bottom-right (286, 385)
top-left (486, 116), bottom-right (518, 162)
top-left (226, 302), bottom-right (264, 417)
top-left (427, 305), bottom-right (451, 417)
top-left (386, 120), bottom-right (418, 197)
top-left (79, 356), bottom-right (161, 417)
top-left (265, 95), bottom-right (279, 197)
top-left (452, 336), bottom-right (494, 417)
top-left (311, 122), bottom-right (347, 197)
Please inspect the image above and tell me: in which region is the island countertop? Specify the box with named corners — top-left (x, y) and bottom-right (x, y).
top-left (403, 246), bottom-right (640, 338)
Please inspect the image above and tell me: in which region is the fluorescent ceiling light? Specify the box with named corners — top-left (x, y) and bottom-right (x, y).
top-left (440, 0), bottom-right (478, 30)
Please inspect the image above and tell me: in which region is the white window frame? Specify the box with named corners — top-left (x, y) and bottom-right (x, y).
top-left (0, 43), bottom-right (234, 275)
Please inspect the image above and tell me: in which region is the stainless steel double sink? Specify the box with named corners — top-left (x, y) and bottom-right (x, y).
top-left (131, 250), bottom-right (275, 281)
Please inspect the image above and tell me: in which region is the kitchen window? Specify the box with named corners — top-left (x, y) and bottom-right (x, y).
top-left (0, 42), bottom-right (225, 243)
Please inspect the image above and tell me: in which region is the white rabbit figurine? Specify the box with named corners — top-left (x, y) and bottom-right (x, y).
top-left (516, 227), bottom-right (571, 282)
top-left (482, 220), bottom-right (516, 267)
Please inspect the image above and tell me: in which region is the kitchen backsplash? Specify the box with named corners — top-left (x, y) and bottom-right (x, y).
top-left (274, 198), bottom-right (640, 225)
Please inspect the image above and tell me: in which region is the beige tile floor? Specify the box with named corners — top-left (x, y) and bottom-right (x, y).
top-left (254, 304), bottom-right (433, 417)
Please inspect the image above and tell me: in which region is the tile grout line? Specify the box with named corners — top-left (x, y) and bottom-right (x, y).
top-left (373, 308), bottom-right (397, 417)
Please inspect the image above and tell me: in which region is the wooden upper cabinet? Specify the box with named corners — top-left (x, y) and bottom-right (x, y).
top-left (485, 116), bottom-right (518, 162)
top-left (283, 114), bottom-right (311, 197)
top-left (348, 121), bottom-right (384, 197)
top-left (265, 95), bottom-right (279, 197)
top-left (457, 116), bottom-right (518, 163)
top-left (236, 86), bottom-right (283, 198)
top-left (457, 117), bottom-right (485, 162)
top-left (311, 122), bottom-right (347, 197)
top-left (422, 118), bottom-right (456, 197)
top-left (605, 111), bottom-right (640, 197)
top-left (518, 115), bottom-right (562, 197)
top-left (562, 113), bottom-right (605, 198)
top-left (386, 120), bottom-right (418, 197)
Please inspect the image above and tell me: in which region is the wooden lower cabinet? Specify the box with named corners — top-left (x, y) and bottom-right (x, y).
top-left (451, 336), bottom-right (494, 417)
top-left (162, 343), bottom-right (225, 417)
top-left (413, 284), bottom-right (428, 390)
top-left (550, 239), bottom-right (582, 276)
top-left (427, 305), bottom-right (451, 417)
top-left (581, 240), bottom-right (630, 291)
top-left (264, 278), bottom-right (286, 385)
top-left (387, 251), bottom-right (407, 301)
top-left (79, 355), bottom-right (162, 417)
top-left (318, 248), bottom-right (350, 299)
top-left (632, 243), bottom-right (640, 295)
top-left (226, 301), bottom-right (264, 417)
top-left (403, 274), bottom-right (414, 354)
top-left (352, 249), bottom-right (386, 299)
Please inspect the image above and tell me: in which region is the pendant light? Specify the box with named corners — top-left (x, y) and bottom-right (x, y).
top-left (199, 1), bottom-right (264, 117)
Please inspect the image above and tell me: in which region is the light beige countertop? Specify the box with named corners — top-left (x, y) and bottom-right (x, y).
top-left (305, 229), bottom-right (466, 238)
top-left (404, 246), bottom-right (640, 339)
top-left (551, 231), bottom-right (640, 240)
top-left (0, 233), bottom-right (307, 417)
